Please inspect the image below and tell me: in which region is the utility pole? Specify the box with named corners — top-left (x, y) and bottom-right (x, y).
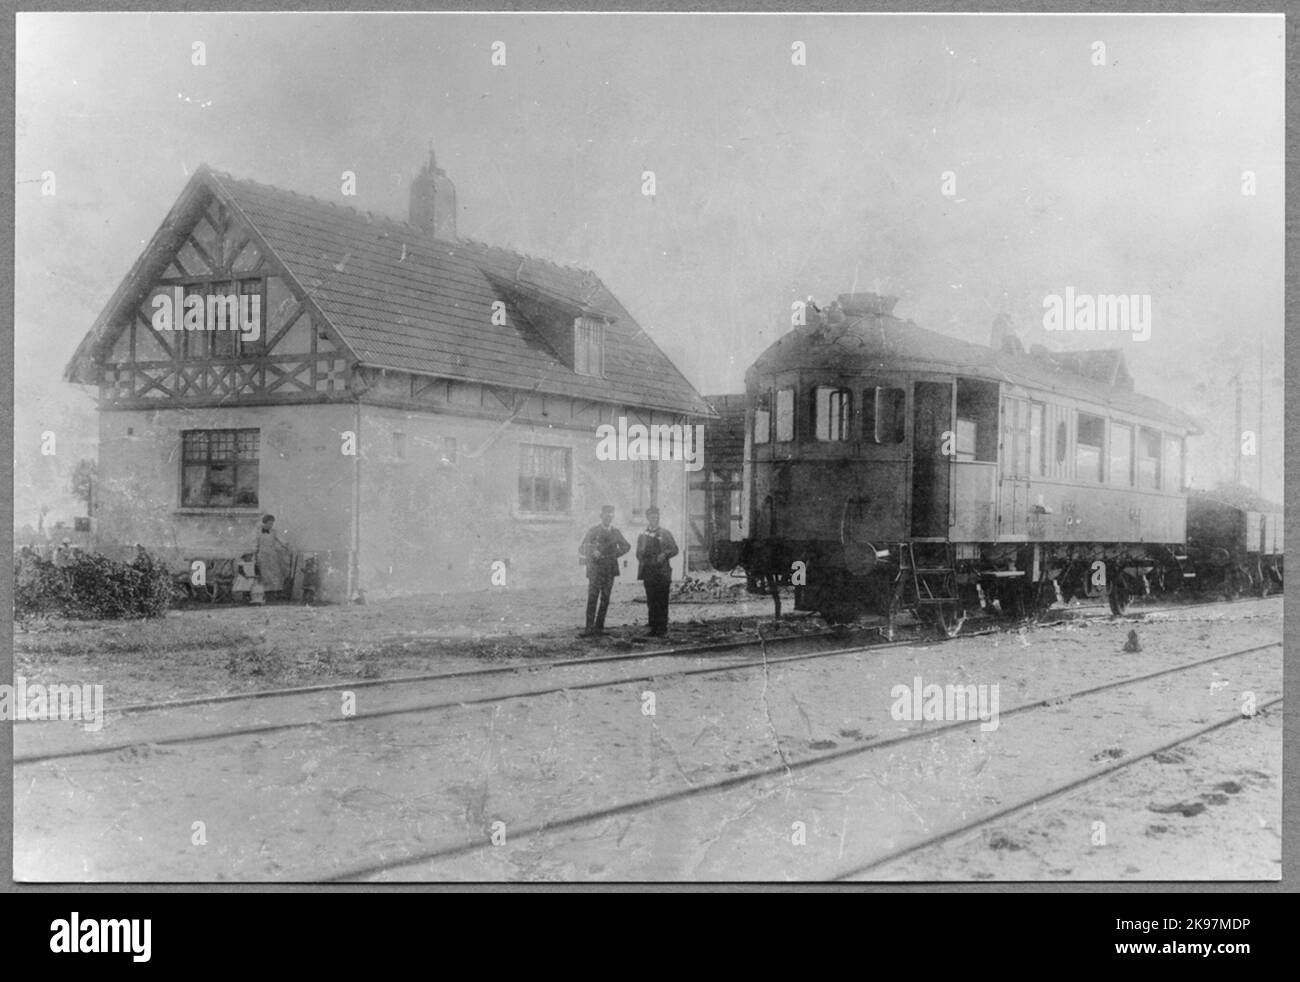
top-left (1233, 372), bottom-right (1243, 488)
top-left (1258, 329), bottom-right (1265, 497)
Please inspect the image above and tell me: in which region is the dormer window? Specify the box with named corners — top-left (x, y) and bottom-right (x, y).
top-left (574, 316), bottom-right (605, 377)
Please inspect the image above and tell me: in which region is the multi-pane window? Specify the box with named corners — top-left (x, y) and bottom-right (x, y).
top-left (863, 387), bottom-right (906, 444)
top-left (775, 388), bottom-right (796, 442)
top-left (178, 278), bottom-right (264, 359)
top-left (753, 392), bottom-right (771, 445)
top-left (181, 429), bottom-right (259, 508)
top-left (814, 387), bottom-right (852, 442)
top-left (574, 317), bottom-right (605, 377)
top-left (518, 444), bottom-right (572, 514)
top-left (236, 278), bottom-right (265, 355)
top-left (1109, 423), bottom-right (1133, 486)
top-left (1137, 428), bottom-right (1162, 489)
top-left (1076, 413), bottom-right (1105, 482)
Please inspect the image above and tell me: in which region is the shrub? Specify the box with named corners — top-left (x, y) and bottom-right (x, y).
top-left (14, 553), bottom-right (179, 621)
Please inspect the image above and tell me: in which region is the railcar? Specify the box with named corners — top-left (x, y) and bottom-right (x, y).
top-left (726, 293), bottom-right (1202, 636)
top-left (1186, 488), bottom-right (1283, 598)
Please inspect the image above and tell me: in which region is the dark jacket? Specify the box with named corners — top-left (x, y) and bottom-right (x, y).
top-left (636, 526), bottom-right (679, 581)
top-left (579, 524), bottom-right (631, 580)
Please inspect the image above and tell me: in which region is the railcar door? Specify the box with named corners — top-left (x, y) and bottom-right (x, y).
top-left (1000, 397), bottom-right (1031, 535)
top-left (911, 381), bottom-right (953, 537)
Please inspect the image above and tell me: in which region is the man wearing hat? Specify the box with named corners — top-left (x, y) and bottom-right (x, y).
top-left (636, 506), bottom-right (679, 637)
top-left (578, 505), bottom-right (631, 636)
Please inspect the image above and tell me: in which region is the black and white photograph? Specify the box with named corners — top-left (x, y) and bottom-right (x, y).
top-left (9, 9), bottom-right (1284, 884)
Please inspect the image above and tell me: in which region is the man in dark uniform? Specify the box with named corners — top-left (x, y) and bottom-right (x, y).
top-left (578, 505), bottom-right (631, 636)
top-left (636, 505), bottom-right (679, 637)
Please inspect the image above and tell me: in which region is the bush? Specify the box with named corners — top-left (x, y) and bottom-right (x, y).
top-left (14, 553), bottom-right (179, 621)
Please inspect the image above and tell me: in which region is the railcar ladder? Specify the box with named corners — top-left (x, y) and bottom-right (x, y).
top-left (903, 542), bottom-right (960, 606)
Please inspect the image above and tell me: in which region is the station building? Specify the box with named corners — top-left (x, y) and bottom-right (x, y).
top-left (65, 153), bottom-right (713, 601)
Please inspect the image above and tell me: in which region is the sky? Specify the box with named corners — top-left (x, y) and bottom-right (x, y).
top-left (13, 11), bottom-right (1285, 526)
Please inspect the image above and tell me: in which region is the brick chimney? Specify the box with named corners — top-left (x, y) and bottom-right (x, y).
top-left (409, 147), bottom-right (457, 240)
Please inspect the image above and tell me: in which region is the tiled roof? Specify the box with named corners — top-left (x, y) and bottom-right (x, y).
top-left (209, 170), bottom-right (711, 416)
top-left (702, 394), bottom-right (747, 464)
top-left (66, 167), bottom-right (712, 418)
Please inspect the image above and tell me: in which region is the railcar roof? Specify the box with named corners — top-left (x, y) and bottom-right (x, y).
top-left (748, 314), bottom-right (1202, 435)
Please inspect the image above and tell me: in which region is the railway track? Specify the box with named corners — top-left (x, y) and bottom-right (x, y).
top-left (14, 593), bottom-right (1279, 766)
top-left (318, 638), bottom-right (1281, 881)
top-left (14, 616), bottom-right (857, 723)
top-left (12, 630), bottom-right (910, 765)
top-left (831, 694), bottom-right (1284, 880)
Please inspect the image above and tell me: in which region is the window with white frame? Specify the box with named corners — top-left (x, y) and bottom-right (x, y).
top-left (518, 444), bottom-right (572, 514)
top-left (574, 317), bottom-right (605, 377)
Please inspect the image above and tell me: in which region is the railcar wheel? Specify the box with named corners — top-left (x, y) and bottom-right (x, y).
top-left (819, 599), bottom-right (859, 627)
top-left (995, 580), bottom-right (1030, 621)
top-left (1027, 580), bottom-right (1057, 622)
top-left (1223, 565), bottom-right (1248, 601)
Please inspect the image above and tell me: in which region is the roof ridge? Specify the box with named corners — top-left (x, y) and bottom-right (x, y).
top-left (208, 167), bottom-right (602, 279)
top-left (456, 236), bottom-right (595, 277)
top-left (210, 166), bottom-right (456, 247)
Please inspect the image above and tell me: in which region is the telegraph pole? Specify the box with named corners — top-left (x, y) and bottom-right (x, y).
top-left (1233, 372), bottom-right (1243, 487)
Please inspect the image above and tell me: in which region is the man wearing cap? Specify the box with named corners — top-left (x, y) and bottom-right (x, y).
top-left (578, 505), bottom-right (631, 636)
top-left (636, 506), bottom-right (679, 637)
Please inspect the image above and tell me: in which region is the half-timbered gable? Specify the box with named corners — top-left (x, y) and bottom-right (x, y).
top-left (68, 173), bottom-right (356, 410)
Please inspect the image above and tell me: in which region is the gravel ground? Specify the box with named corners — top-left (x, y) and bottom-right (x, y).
top-left (12, 596), bottom-right (1281, 882)
top-left (12, 581), bottom-right (807, 706)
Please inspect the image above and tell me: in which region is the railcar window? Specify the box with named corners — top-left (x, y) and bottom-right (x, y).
top-left (955, 419), bottom-right (978, 461)
top-left (1055, 420), bottom-right (1067, 466)
top-left (775, 388), bottom-right (795, 443)
top-left (1109, 423), bottom-right (1133, 486)
top-left (1030, 403), bottom-right (1045, 476)
top-left (862, 387), bottom-right (906, 443)
top-left (814, 387), bottom-right (852, 442)
top-left (753, 392), bottom-right (771, 445)
top-left (1137, 428), bottom-right (1162, 489)
top-left (1076, 413), bottom-right (1105, 482)
top-left (955, 379), bottom-right (999, 462)
top-left (1004, 398), bottom-right (1031, 476)
top-left (1163, 436), bottom-right (1183, 491)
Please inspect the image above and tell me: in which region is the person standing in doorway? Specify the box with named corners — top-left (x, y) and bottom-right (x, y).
top-left (578, 504), bottom-right (630, 636)
top-left (636, 506), bottom-right (678, 637)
